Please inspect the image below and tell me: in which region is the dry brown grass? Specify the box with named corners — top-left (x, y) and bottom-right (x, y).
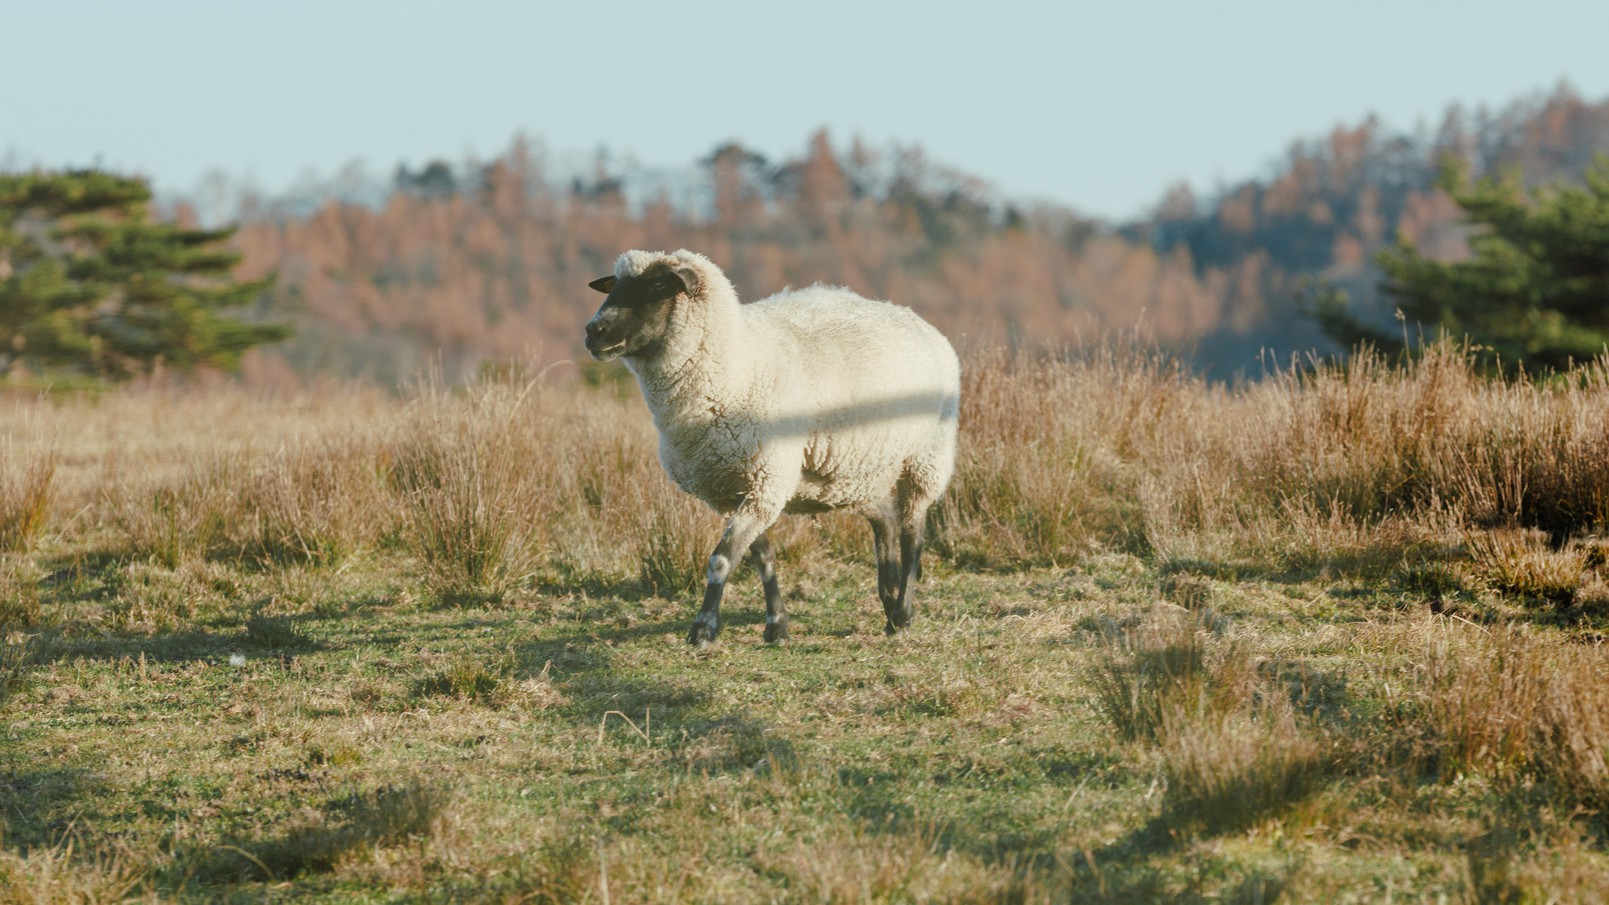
top-left (1093, 607), bottom-right (1330, 834)
top-left (931, 342), bottom-right (1609, 580)
top-left (0, 833), bottom-right (151, 905)
top-left (8, 340), bottom-right (1609, 593)
top-left (1421, 625), bottom-right (1609, 809)
top-left (386, 383), bottom-right (544, 602)
top-left (0, 449), bottom-right (54, 554)
top-left (1466, 527), bottom-right (1592, 606)
top-left (1156, 694), bottom-right (1326, 835)
top-left (937, 344), bottom-right (1184, 566)
top-left (1090, 608), bottom-right (1227, 745)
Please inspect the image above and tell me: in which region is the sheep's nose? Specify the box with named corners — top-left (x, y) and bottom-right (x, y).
top-left (584, 318), bottom-right (602, 339)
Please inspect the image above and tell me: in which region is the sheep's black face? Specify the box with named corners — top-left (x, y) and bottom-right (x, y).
top-left (584, 263), bottom-right (686, 361)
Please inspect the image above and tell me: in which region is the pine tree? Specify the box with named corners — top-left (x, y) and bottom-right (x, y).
top-left (0, 169), bottom-right (288, 380)
top-left (1317, 157), bottom-right (1609, 371)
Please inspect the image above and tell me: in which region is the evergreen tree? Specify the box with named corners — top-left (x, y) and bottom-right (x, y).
top-left (1317, 157), bottom-right (1609, 371)
top-left (0, 169), bottom-right (288, 380)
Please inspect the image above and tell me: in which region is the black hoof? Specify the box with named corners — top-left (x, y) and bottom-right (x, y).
top-left (688, 620), bottom-right (718, 647)
top-left (763, 621), bottom-right (791, 644)
top-left (883, 608), bottom-right (912, 635)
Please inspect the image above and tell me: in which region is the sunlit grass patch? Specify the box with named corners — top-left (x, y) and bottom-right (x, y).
top-left (633, 485), bottom-right (713, 598)
top-left (386, 383), bottom-right (549, 605)
top-left (411, 648), bottom-right (520, 706)
top-left (231, 439), bottom-right (389, 567)
top-left (1467, 527), bottom-right (1591, 608)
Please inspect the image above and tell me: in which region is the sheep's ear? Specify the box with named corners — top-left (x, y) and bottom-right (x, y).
top-left (670, 263), bottom-right (702, 297)
top-left (588, 275), bottom-right (617, 294)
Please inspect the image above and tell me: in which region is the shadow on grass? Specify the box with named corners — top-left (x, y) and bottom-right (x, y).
top-left (0, 766), bottom-right (107, 846)
top-left (1160, 535), bottom-right (1464, 586)
top-left (175, 782), bottom-right (449, 886)
top-left (532, 573), bottom-right (662, 605)
top-left (830, 746), bottom-right (1130, 881)
top-left (508, 614), bottom-right (806, 780)
top-left (1065, 848), bottom-right (1300, 905)
top-left (32, 610), bottom-right (334, 666)
top-left (36, 550), bottom-right (133, 607)
top-left (1061, 769), bottom-right (1319, 903)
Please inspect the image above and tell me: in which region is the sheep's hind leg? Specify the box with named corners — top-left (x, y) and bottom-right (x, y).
top-left (690, 510), bottom-right (773, 648)
top-left (750, 532), bottom-right (789, 643)
top-left (869, 513), bottom-right (903, 635)
top-left (891, 510), bottom-right (928, 633)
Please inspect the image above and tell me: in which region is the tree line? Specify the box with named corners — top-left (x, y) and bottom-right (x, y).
top-left (4, 85), bottom-right (1608, 386)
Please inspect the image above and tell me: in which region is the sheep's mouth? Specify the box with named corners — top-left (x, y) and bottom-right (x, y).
top-left (586, 340), bottom-right (627, 360)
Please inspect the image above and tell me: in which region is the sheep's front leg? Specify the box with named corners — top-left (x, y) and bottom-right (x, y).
top-left (750, 532), bottom-right (789, 643)
top-left (689, 510), bottom-right (774, 647)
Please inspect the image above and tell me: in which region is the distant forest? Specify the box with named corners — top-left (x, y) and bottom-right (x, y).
top-left (214, 84), bottom-right (1609, 387)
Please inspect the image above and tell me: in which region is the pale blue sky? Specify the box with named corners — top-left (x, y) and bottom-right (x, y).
top-left (5, 0), bottom-right (1608, 220)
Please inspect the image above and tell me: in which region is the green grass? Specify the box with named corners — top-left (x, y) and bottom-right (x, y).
top-left (3, 546), bottom-right (1607, 902)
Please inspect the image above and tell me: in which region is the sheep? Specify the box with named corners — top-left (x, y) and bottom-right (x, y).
top-left (584, 249), bottom-right (960, 646)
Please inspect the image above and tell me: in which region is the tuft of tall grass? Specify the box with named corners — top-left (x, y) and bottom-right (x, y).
top-left (386, 382), bottom-right (548, 604)
top-left (936, 346), bottom-right (1172, 568)
top-left (231, 439), bottom-right (389, 566)
top-left (1092, 608), bottom-right (1329, 833)
top-left (0, 833), bottom-right (150, 905)
top-left (633, 485), bottom-right (715, 597)
top-left (115, 456), bottom-right (241, 568)
top-left (243, 609), bottom-right (314, 650)
top-left (1157, 695), bottom-right (1326, 835)
top-left (412, 649), bottom-right (517, 705)
top-left (1421, 626), bottom-right (1609, 810)
top-left (0, 634), bottom-right (40, 706)
top-left (1090, 609), bottom-right (1251, 744)
top-left (0, 450), bottom-right (55, 553)
top-left (1466, 528), bottom-right (1589, 607)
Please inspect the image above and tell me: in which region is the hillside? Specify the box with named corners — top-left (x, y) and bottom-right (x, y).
top-left (1143, 83), bottom-right (1609, 366)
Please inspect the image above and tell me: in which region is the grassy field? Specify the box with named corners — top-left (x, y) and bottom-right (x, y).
top-left (3, 345), bottom-right (1609, 902)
